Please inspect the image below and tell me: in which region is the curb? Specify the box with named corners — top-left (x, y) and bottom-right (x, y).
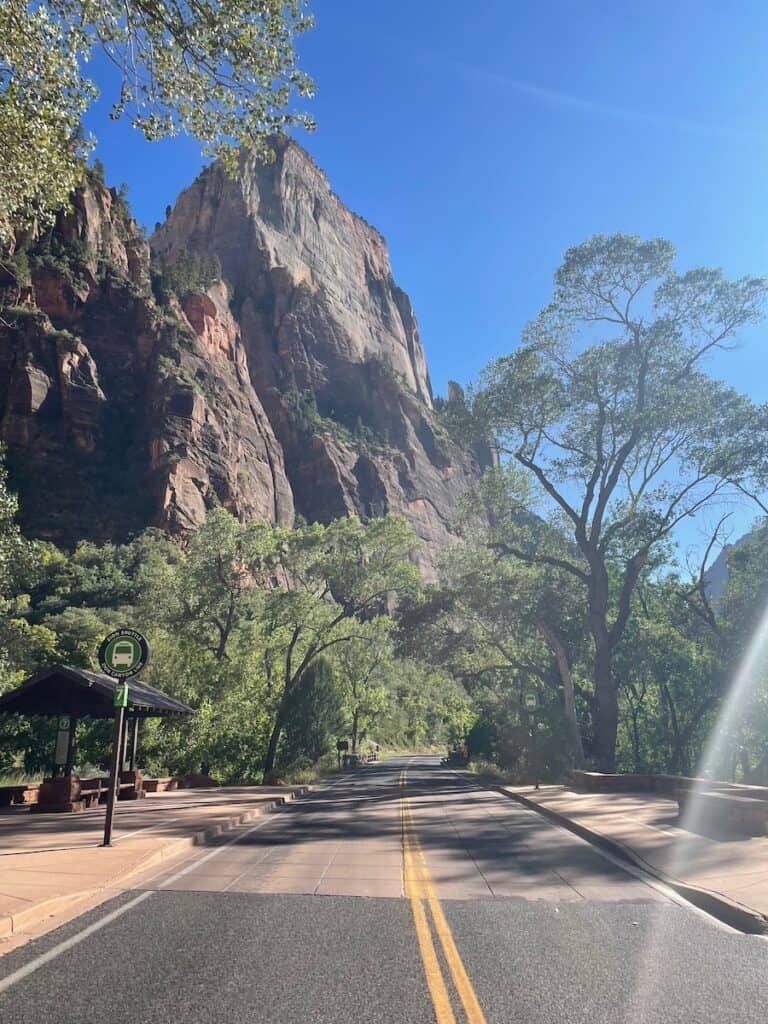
top-left (0, 785), bottom-right (311, 941)
top-left (491, 783), bottom-right (768, 936)
top-left (188, 786), bottom-right (309, 845)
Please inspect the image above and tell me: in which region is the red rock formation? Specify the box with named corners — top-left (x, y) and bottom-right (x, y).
top-left (0, 145), bottom-right (490, 568)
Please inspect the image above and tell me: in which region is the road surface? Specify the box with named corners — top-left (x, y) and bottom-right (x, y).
top-left (1, 756), bottom-right (766, 1023)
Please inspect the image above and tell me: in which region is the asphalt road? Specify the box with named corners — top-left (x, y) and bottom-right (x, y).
top-left (1, 756), bottom-right (767, 1023)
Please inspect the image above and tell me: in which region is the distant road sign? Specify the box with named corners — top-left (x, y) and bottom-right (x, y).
top-left (99, 629), bottom-right (150, 680)
top-left (523, 691), bottom-right (539, 711)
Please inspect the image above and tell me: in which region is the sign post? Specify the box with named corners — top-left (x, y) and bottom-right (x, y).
top-left (98, 630), bottom-right (149, 847)
top-left (523, 691), bottom-right (540, 791)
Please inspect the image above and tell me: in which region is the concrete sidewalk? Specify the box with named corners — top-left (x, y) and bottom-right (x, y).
top-left (501, 784), bottom-right (768, 931)
top-left (0, 785), bottom-right (308, 945)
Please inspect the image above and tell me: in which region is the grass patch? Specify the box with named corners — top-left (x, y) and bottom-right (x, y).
top-left (0, 771), bottom-right (42, 786)
top-left (467, 760), bottom-right (519, 785)
top-left (276, 762), bottom-right (342, 786)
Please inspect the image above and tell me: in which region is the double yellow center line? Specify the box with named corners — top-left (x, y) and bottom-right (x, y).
top-left (400, 765), bottom-right (488, 1024)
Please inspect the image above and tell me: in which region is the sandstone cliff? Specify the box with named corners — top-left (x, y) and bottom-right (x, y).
top-left (0, 141), bottom-right (490, 567)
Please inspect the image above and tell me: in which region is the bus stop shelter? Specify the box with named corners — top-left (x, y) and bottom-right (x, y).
top-left (0, 664), bottom-right (194, 813)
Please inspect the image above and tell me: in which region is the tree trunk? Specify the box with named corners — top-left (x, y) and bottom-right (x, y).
top-left (627, 701), bottom-right (641, 772)
top-left (593, 642), bottom-right (619, 772)
top-left (536, 622), bottom-right (585, 768)
top-left (737, 738), bottom-right (751, 782)
top-left (351, 707), bottom-right (360, 754)
top-left (588, 565), bottom-right (619, 772)
top-left (660, 680), bottom-right (686, 773)
top-left (263, 712), bottom-right (283, 779)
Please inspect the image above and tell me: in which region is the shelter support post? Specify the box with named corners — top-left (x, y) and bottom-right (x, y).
top-left (64, 715), bottom-right (76, 775)
top-left (129, 717), bottom-right (139, 771)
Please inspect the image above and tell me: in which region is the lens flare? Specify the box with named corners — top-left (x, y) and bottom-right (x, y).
top-left (678, 600), bottom-right (768, 844)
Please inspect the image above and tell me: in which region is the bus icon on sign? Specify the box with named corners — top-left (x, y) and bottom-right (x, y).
top-left (112, 641), bottom-right (135, 668)
top-left (98, 629), bottom-right (149, 681)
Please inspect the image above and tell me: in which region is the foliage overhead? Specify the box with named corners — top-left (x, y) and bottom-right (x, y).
top-left (0, 0), bottom-right (315, 243)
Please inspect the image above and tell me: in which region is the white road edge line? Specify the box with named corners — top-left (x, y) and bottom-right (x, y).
top-left (0, 775), bottom-right (349, 995)
top-left (0, 891), bottom-right (153, 995)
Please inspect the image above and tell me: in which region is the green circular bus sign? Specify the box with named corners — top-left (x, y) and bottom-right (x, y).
top-left (98, 629), bottom-right (150, 680)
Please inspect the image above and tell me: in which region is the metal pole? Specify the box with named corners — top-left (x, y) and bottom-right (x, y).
top-left (121, 715), bottom-right (130, 770)
top-left (533, 715), bottom-right (539, 790)
top-left (129, 717), bottom-right (139, 771)
top-left (64, 715), bottom-right (77, 775)
top-left (102, 706), bottom-right (126, 847)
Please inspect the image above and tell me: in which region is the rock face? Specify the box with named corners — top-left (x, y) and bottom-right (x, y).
top-left (0, 141), bottom-right (490, 568)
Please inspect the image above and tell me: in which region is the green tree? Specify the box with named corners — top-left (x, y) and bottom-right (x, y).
top-left (682, 517), bottom-right (768, 780)
top-left (280, 656), bottom-right (344, 770)
top-left (146, 509), bottom-right (278, 663)
top-left (0, 444), bottom-right (32, 599)
top-left (0, 0), bottom-right (315, 242)
top-left (333, 619), bottom-right (394, 753)
top-left (259, 514), bottom-right (420, 777)
top-left (459, 469), bottom-right (595, 766)
top-left (0, 2), bottom-right (95, 243)
top-left (378, 660), bottom-right (472, 752)
top-left (475, 234), bottom-right (768, 770)
top-left (613, 571), bottom-right (722, 774)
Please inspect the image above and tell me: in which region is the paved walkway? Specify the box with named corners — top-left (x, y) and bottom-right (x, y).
top-left (0, 785), bottom-right (306, 942)
top-left (503, 784), bottom-right (768, 919)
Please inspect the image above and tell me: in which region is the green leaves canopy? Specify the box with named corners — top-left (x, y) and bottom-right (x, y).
top-left (0, 0), bottom-right (314, 242)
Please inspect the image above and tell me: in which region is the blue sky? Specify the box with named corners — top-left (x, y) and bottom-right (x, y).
top-left (84, 0), bottom-right (768, 551)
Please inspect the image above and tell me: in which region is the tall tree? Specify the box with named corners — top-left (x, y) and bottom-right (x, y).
top-left (0, 445), bottom-right (30, 598)
top-left (150, 509), bottom-right (278, 663)
top-left (260, 515), bottom-right (419, 777)
top-left (334, 619), bottom-right (393, 753)
top-left (280, 656), bottom-right (344, 768)
top-left (476, 234), bottom-right (768, 769)
top-left (401, 519), bottom-right (588, 768)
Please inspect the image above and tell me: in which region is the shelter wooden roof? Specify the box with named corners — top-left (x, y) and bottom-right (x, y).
top-left (0, 665), bottom-right (194, 719)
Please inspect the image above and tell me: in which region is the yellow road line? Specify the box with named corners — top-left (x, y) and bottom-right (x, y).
top-left (400, 764), bottom-right (488, 1024)
top-left (409, 875), bottom-right (458, 1023)
top-left (401, 768), bottom-right (456, 1023)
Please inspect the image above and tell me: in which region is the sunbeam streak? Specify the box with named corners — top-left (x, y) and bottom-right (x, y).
top-left (677, 600), bottom-right (768, 853)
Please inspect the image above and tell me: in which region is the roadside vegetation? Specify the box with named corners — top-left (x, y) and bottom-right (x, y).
top-left (0, 489), bottom-right (471, 782)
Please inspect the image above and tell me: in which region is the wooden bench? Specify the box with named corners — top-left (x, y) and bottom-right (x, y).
top-left (142, 777), bottom-right (178, 794)
top-left (0, 784), bottom-right (40, 807)
top-left (28, 775), bottom-right (140, 813)
top-left (79, 776), bottom-right (133, 807)
top-left (79, 778), bottom-right (105, 808)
